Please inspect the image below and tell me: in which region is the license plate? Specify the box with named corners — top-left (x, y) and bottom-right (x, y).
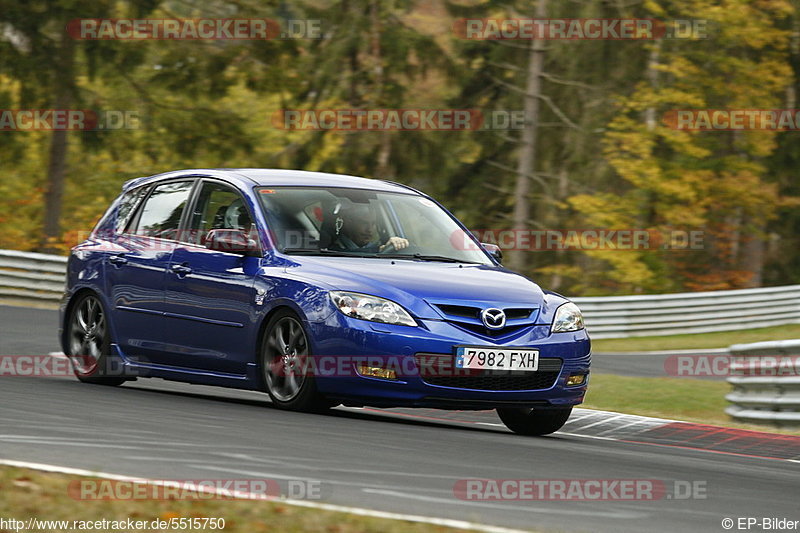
top-left (455, 347), bottom-right (539, 371)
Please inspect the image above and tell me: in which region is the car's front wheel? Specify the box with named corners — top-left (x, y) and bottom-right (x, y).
top-left (497, 407), bottom-right (572, 436)
top-left (260, 310), bottom-right (332, 412)
top-left (66, 293), bottom-right (126, 386)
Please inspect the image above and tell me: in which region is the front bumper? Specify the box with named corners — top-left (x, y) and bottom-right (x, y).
top-left (307, 311), bottom-right (591, 409)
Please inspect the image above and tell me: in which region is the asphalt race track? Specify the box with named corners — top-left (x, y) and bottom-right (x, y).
top-left (1, 305), bottom-right (798, 532)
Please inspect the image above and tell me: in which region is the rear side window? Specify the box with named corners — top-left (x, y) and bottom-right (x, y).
top-left (115, 186), bottom-right (150, 234)
top-left (129, 181), bottom-right (194, 240)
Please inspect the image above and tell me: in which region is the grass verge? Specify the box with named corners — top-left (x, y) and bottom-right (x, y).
top-left (0, 467), bottom-right (466, 533)
top-left (591, 323), bottom-right (800, 352)
top-left (584, 373), bottom-right (800, 436)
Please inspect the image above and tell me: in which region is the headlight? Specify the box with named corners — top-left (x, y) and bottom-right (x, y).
top-left (552, 302), bottom-right (584, 333)
top-left (329, 291), bottom-right (417, 327)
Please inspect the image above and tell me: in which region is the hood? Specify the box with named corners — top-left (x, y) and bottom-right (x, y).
top-left (284, 256), bottom-right (548, 321)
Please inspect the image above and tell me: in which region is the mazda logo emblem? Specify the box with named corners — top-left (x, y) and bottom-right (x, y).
top-left (481, 308), bottom-right (506, 330)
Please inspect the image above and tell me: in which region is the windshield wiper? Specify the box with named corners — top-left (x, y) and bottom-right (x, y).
top-left (283, 249), bottom-right (481, 264)
top-left (381, 252), bottom-right (481, 264)
top-left (413, 254), bottom-right (482, 264)
top-left (282, 248), bottom-right (379, 258)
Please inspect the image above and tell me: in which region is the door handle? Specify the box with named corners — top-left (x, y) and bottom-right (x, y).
top-left (171, 263), bottom-right (192, 276)
top-left (108, 254), bottom-right (128, 266)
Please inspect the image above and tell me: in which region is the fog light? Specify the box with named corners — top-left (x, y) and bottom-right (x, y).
top-left (357, 365), bottom-right (397, 380)
top-left (566, 373), bottom-right (587, 386)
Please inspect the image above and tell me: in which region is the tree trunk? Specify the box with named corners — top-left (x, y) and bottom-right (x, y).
top-left (644, 42), bottom-right (661, 131)
top-left (507, 0), bottom-right (547, 272)
top-left (740, 219), bottom-right (765, 288)
top-left (40, 29), bottom-right (75, 253)
top-left (549, 167), bottom-right (569, 290)
top-left (369, 0), bottom-right (392, 179)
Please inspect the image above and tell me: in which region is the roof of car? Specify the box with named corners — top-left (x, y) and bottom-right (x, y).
top-left (122, 168), bottom-right (421, 195)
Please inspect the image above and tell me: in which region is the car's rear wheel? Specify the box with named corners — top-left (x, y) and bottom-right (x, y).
top-left (497, 407), bottom-right (572, 436)
top-left (260, 310), bottom-right (332, 412)
top-left (66, 293), bottom-right (126, 386)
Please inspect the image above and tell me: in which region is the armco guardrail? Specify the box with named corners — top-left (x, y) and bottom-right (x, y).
top-left (573, 286), bottom-right (800, 338)
top-left (725, 340), bottom-right (800, 426)
top-left (0, 249), bottom-right (67, 301)
top-left (1, 248), bottom-right (800, 339)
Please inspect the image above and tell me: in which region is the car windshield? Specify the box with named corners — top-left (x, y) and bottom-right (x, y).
top-left (257, 187), bottom-right (492, 265)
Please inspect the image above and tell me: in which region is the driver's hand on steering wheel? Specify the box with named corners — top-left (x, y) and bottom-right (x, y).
top-left (379, 236), bottom-right (409, 252)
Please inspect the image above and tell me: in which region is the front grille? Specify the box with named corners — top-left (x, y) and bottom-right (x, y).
top-left (414, 353), bottom-right (562, 391)
top-left (434, 304), bottom-right (480, 319)
top-left (504, 308), bottom-right (534, 320)
top-left (433, 304), bottom-right (535, 322)
top-left (454, 322), bottom-right (527, 338)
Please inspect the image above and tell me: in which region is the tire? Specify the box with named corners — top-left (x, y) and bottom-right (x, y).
top-left (497, 407), bottom-right (572, 436)
top-left (260, 310), bottom-right (333, 412)
top-left (66, 293), bottom-right (126, 386)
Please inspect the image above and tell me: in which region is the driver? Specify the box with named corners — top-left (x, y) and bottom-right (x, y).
top-left (329, 204), bottom-right (409, 253)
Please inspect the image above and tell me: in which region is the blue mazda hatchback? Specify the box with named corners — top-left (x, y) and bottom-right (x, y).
top-left (60, 169), bottom-right (590, 435)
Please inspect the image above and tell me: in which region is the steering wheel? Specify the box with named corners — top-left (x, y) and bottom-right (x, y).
top-left (378, 241), bottom-right (420, 255)
top-left (379, 241), bottom-right (397, 254)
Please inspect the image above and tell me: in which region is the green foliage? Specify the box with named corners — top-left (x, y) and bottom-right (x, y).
top-left (598, 0), bottom-right (793, 291)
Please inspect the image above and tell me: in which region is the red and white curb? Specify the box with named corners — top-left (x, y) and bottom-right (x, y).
top-left (358, 407), bottom-right (800, 462)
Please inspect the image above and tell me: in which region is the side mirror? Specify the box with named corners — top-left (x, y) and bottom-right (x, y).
top-left (205, 229), bottom-right (260, 256)
top-left (481, 242), bottom-right (503, 263)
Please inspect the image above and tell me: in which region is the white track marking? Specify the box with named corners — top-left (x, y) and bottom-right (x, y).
top-left (361, 488), bottom-right (648, 519)
top-left (0, 459), bottom-right (529, 533)
top-left (566, 414), bottom-right (626, 431)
